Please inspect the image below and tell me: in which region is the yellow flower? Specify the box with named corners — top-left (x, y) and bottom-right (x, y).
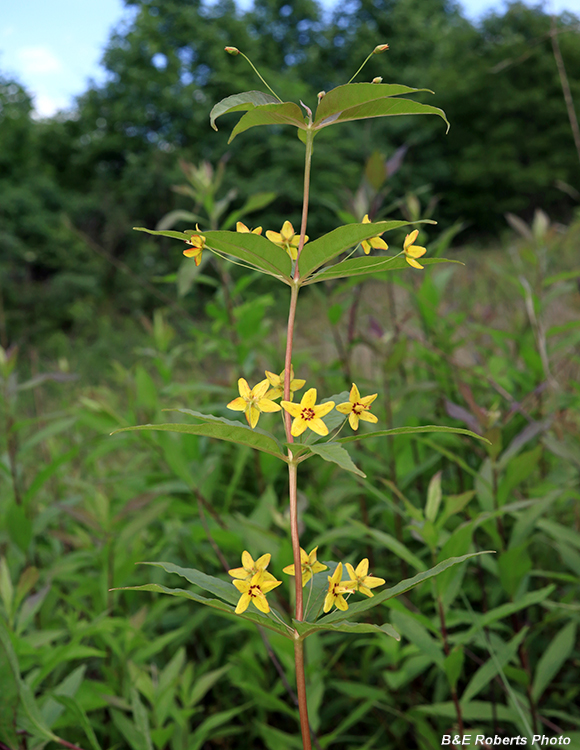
top-left (323, 563), bottom-right (355, 613)
top-left (336, 383), bottom-right (378, 431)
top-left (280, 388), bottom-right (335, 437)
top-left (236, 221), bottom-right (263, 235)
top-left (228, 550), bottom-right (276, 582)
top-left (227, 378), bottom-right (281, 429)
top-left (233, 570), bottom-right (282, 614)
top-left (344, 558), bottom-right (385, 598)
top-left (361, 214), bottom-right (389, 255)
top-left (403, 229), bottom-right (427, 269)
top-left (265, 220), bottom-right (308, 261)
top-left (264, 366), bottom-right (306, 401)
top-left (283, 547), bottom-right (328, 586)
top-left (183, 225), bottom-right (206, 266)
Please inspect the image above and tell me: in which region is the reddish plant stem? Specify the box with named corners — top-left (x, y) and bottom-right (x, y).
top-left (284, 128), bottom-right (314, 750)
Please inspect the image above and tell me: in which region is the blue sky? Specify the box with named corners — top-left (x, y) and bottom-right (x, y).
top-left (1, 0), bottom-right (579, 117)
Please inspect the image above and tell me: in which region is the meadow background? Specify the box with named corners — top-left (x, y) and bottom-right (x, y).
top-left (1, 0), bottom-right (579, 748)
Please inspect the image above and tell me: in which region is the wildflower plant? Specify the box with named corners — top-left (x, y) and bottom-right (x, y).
top-left (115, 44), bottom-right (492, 749)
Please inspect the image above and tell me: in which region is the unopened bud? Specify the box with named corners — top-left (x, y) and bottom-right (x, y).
top-left (373, 44), bottom-right (389, 54)
top-left (225, 46), bottom-right (239, 55)
top-left (372, 77), bottom-right (383, 83)
top-left (317, 91), bottom-right (326, 102)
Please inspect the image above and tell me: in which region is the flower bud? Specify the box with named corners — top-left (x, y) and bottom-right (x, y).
top-left (373, 44), bottom-right (389, 54)
top-left (317, 91), bottom-right (326, 103)
top-left (372, 77), bottom-right (383, 84)
top-left (225, 46), bottom-right (239, 55)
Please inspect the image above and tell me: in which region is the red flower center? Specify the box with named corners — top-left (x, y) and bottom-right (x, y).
top-left (301, 407), bottom-right (315, 421)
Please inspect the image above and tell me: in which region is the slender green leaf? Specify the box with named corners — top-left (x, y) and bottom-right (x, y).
top-left (317, 97), bottom-right (449, 133)
top-left (352, 521), bottom-right (426, 572)
top-left (298, 220), bottom-right (426, 279)
top-left (190, 704), bottom-right (249, 750)
top-left (425, 471), bottom-right (442, 522)
top-left (455, 586), bottom-right (556, 645)
top-left (391, 609), bottom-right (444, 667)
top-left (412, 701), bottom-right (518, 724)
top-left (0, 624), bottom-right (19, 748)
top-left (461, 628), bottom-right (529, 706)
top-left (337, 425), bottom-right (490, 445)
top-left (531, 622), bottom-right (576, 702)
top-left (227, 102), bottom-right (306, 143)
top-left (295, 618), bottom-right (399, 639)
top-left (444, 646), bottom-right (464, 689)
top-left (55, 695), bottom-right (103, 750)
top-left (134, 227), bottom-right (192, 241)
top-left (314, 82), bottom-right (434, 124)
top-left (304, 442), bottom-right (366, 478)
top-left (202, 230), bottom-right (291, 279)
top-left (115, 583), bottom-right (290, 638)
top-left (210, 91), bottom-right (280, 130)
top-left (318, 552), bottom-right (493, 625)
top-left (112, 412), bottom-right (286, 460)
top-left (303, 255), bottom-right (463, 284)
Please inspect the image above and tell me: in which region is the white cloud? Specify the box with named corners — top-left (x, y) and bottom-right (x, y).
top-left (17, 45), bottom-right (63, 75)
top-left (31, 92), bottom-right (69, 119)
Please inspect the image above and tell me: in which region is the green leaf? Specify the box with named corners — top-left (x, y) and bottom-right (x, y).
top-left (134, 227), bottom-right (192, 241)
top-left (303, 255), bottom-right (463, 284)
top-left (112, 409), bottom-right (286, 460)
top-left (54, 695), bottom-right (103, 750)
top-left (318, 552), bottom-right (493, 625)
top-left (294, 618), bottom-right (399, 640)
top-left (461, 627), bottom-right (529, 705)
top-left (391, 608), bottom-right (444, 667)
top-left (209, 91), bottom-right (280, 130)
top-left (444, 646), bottom-right (464, 690)
top-left (0, 624), bottom-right (19, 748)
top-left (227, 102), bottom-right (306, 143)
top-left (304, 442), bottom-right (366, 478)
top-left (498, 545), bottom-right (532, 598)
top-left (298, 220), bottom-right (430, 279)
top-left (222, 191), bottom-right (277, 230)
top-left (425, 470), bottom-right (442, 522)
top-left (202, 230), bottom-right (292, 280)
top-left (314, 83), bottom-right (434, 124)
top-left (317, 96), bottom-right (450, 133)
top-left (532, 621), bottom-right (576, 702)
top-left (352, 521), bottom-right (427, 572)
top-left (337, 425), bottom-right (490, 445)
top-left (455, 586), bottom-right (556, 646)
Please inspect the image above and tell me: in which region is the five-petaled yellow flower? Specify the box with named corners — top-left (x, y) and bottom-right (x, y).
top-left (236, 221), bottom-right (263, 235)
top-left (228, 551), bottom-right (276, 583)
top-left (323, 562), bottom-right (355, 613)
top-left (266, 221), bottom-right (308, 261)
top-left (183, 225), bottom-right (206, 266)
top-left (336, 383), bottom-right (378, 431)
top-left (227, 378), bottom-right (281, 429)
top-left (265, 366), bottom-right (306, 401)
top-left (403, 229), bottom-right (427, 269)
top-left (361, 214), bottom-right (389, 255)
top-left (233, 570), bottom-right (282, 614)
top-left (281, 388), bottom-right (335, 437)
top-left (344, 558), bottom-right (385, 598)
top-left (283, 547), bottom-right (328, 586)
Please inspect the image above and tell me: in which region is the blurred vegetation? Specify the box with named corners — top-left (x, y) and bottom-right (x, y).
top-left (1, 0), bottom-right (580, 343)
top-left (1, 0), bottom-right (580, 748)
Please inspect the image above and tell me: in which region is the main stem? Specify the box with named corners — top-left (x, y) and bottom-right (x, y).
top-left (284, 128), bottom-right (314, 750)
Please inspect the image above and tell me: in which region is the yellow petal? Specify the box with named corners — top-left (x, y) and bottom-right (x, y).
top-left (252, 379), bottom-right (270, 400)
top-left (257, 398), bottom-right (282, 413)
top-left (227, 397), bottom-right (247, 412)
top-left (362, 214), bottom-right (371, 224)
top-left (313, 401), bottom-right (335, 418)
top-left (345, 563), bottom-right (357, 580)
top-left (228, 566), bottom-right (249, 579)
top-left (359, 393), bottom-right (377, 407)
top-left (359, 411), bottom-right (378, 423)
top-left (260, 578), bottom-right (282, 594)
top-left (254, 553), bottom-right (271, 570)
top-left (359, 586), bottom-right (374, 598)
top-left (406, 257), bottom-right (424, 270)
top-left (364, 575), bottom-right (386, 588)
top-left (349, 384), bottom-right (361, 402)
top-left (238, 378), bottom-right (251, 399)
top-left (361, 240), bottom-right (371, 255)
top-left (252, 591), bottom-right (271, 613)
top-left (355, 559), bottom-right (369, 577)
top-left (308, 418), bottom-right (329, 436)
top-left (281, 220), bottom-right (295, 240)
top-left (404, 230), bottom-right (419, 249)
top-left (247, 405), bottom-right (260, 429)
top-left (334, 594), bottom-right (349, 611)
top-left (265, 370), bottom-right (279, 386)
top-left (336, 402), bottom-right (352, 415)
top-left (235, 592), bottom-right (251, 613)
top-left (265, 230), bottom-right (282, 245)
top-left (406, 245), bottom-right (426, 259)
top-left (283, 564), bottom-right (296, 575)
top-left (233, 579), bottom-right (249, 593)
top-left (236, 222), bottom-right (250, 233)
top-left (280, 400), bottom-right (302, 418)
top-left (301, 388), bottom-right (317, 408)
top-left (348, 411), bottom-right (360, 430)
top-left (323, 591), bottom-right (334, 613)
top-left (242, 551), bottom-right (254, 569)
top-left (291, 418), bottom-right (308, 437)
